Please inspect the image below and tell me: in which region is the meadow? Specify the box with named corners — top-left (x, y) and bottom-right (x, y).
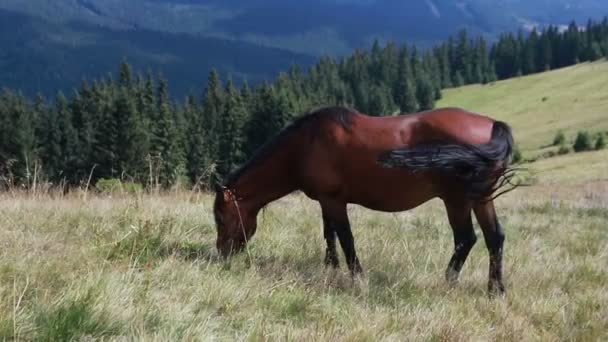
top-left (439, 60), bottom-right (608, 157)
top-left (1, 63), bottom-right (608, 341)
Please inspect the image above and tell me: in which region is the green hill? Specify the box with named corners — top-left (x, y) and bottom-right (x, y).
top-left (438, 60), bottom-right (608, 157)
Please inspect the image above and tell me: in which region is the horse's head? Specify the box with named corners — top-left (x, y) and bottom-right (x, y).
top-left (213, 186), bottom-right (257, 257)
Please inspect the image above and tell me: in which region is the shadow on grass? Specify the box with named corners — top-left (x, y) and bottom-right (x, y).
top-left (159, 241), bottom-right (217, 262)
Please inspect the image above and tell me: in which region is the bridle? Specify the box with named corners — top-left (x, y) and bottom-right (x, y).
top-left (221, 186), bottom-right (248, 245)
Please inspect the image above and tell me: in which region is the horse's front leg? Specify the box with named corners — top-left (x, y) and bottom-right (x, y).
top-left (321, 200), bottom-right (362, 275)
top-left (322, 211), bottom-right (339, 268)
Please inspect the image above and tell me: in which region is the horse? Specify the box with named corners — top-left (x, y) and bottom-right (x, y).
top-left (213, 106), bottom-right (517, 295)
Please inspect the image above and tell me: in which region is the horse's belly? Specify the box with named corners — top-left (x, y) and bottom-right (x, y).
top-left (345, 171), bottom-right (438, 212)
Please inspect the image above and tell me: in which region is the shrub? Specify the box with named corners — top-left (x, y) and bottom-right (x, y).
top-left (553, 130), bottom-right (566, 146)
top-left (595, 134), bottom-right (606, 150)
top-left (95, 178), bottom-right (143, 194)
top-left (512, 146), bottom-right (523, 164)
top-left (558, 145), bottom-right (571, 155)
top-left (540, 151), bottom-right (557, 159)
top-left (95, 178), bottom-right (122, 193)
top-left (573, 131), bottom-right (592, 152)
top-left (123, 182), bottom-right (143, 194)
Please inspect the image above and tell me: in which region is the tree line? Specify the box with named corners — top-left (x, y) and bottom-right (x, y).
top-left (1, 18), bottom-right (608, 190)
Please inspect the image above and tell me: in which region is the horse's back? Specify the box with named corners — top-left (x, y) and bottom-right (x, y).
top-left (296, 106), bottom-right (501, 210)
top-left (414, 107), bottom-right (495, 145)
top-left (338, 107), bottom-right (496, 149)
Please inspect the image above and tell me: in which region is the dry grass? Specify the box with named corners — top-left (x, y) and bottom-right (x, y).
top-left (1, 150), bottom-right (607, 341)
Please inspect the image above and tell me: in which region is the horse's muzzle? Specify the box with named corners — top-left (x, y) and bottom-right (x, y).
top-left (216, 238), bottom-right (245, 258)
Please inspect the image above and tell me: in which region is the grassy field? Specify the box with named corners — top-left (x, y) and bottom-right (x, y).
top-left (2, 64), bottom-right (608, 341)
top-left (1, 148), bottom-right (607, 341)
top-left (439, 60), bottom-right (608, 156)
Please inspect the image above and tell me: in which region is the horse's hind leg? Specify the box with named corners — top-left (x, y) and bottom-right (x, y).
top-left (444, 200), bottom-right (477, 285)
top-left (321, 209), bottom-right (339, 268)
top-left (474, 200), bottom-right (506, 296)
top-left (320, 200), bottom-right (362, 275)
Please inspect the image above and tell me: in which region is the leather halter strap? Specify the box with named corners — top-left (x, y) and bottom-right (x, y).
top-left (222, 186), bottom-right (248, 243)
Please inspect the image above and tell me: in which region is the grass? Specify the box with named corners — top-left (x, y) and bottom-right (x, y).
top-left (438, 60), bottom-right (608, 157)
top-left (528, 149), bottom-right (608, 185)
top-left (1, 150), bottom-right (607, 340)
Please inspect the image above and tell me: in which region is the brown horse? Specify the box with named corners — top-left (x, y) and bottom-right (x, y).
top-left (214, 106), bottom-right (516, 295)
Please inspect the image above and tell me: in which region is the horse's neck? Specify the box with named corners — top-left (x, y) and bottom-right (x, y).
top-left (232, 153), bottom-right (297, 214)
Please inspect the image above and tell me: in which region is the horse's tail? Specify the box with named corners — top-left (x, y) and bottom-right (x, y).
top-left (379, 121), bottom-right (519, 201)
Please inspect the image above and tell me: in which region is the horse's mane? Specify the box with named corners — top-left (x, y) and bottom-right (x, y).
top-left (223, 106), bottom-right (356, 187)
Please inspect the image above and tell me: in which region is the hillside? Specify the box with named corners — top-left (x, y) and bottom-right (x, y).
top-left (438, 60), bottom-right (608, 156)
top-left (530, 149), bottom-right (608, 184)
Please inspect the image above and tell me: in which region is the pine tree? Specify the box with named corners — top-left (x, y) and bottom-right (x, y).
top-left (395, 47), bottom-right (418, 113)
top-left (380, 42), bottom-right (400, 87)
top-left (138, 73), bottom-right (156, 125)
top-left (493, 33), bottom-right (519, 79)
top-left (32, 93), bottom-right (48, 167)
top-left (201, 69), bottom-right (224, 165)
top-left (455, 29), bottom-right (472, 83)
top-left (522, 29), bottom-right (539, 75)
top-left (184, 95), bottom-right (208, 186)
top-left (474, 37), bottom-right (492, 83)
top-left (537, 31), bottom-right (553, 71)
top-left (368, 84), bottom-right (396, 116)
top-left (114, 87), bottom-right (149, 181)
top-left (514, 30), bottom-right (525, 76)
top-left (564, 21), bottom-right (582, 65)
top-left (588, 42), bottom-right (603, 61)
top-left (118, 61), bottom-right (134, 90)
top-left (423, 52), bottom-right (442, 99)
top-left (240, 81), bottom-right (253, 112)
top-left (274, 72), bottom-right (299, 121)
top-left (244, 83), bottom-right (286, 159)
top-left (217, 79), bottom-right (246, 177)
top-left (0, 90), bottom-right (37, 184)
top-left (39, 100), bottom-right (62, 182)
top-left (42, 92), bottom-right (78, 184)
top-left (70, 81), bottom-right (99, 180)
top-left (150, 78), bottom-right (185, 186)
top-left (369, 39), bottom-right (384, 84)
top-left (453, 71), bottom-right (465, 87)
top-left (416, 72), bottom-right (435, 111)
top-left (438, 45), bottom-right (452, 88)
top-left (93, 83), bottom-right (120, 180)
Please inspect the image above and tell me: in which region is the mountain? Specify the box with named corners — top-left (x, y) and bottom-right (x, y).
top-left (3, 0), bottom-right (607, 55)
top-left (1, 0), bottom-right (607, 97)
top-left (0, 9), bottom-right (315, 98)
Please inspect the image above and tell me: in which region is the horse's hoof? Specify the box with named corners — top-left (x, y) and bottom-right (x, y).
top-left (350, 262), bottom-right (363, 276)
top-left (351, 271), bottom-right (367, 294)
top-left (488, 281), bottom-right (506, 298)
top-left (324, 256), bottom-right (339, 269)
top-left (445, 268), bottom-right (460, 287)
